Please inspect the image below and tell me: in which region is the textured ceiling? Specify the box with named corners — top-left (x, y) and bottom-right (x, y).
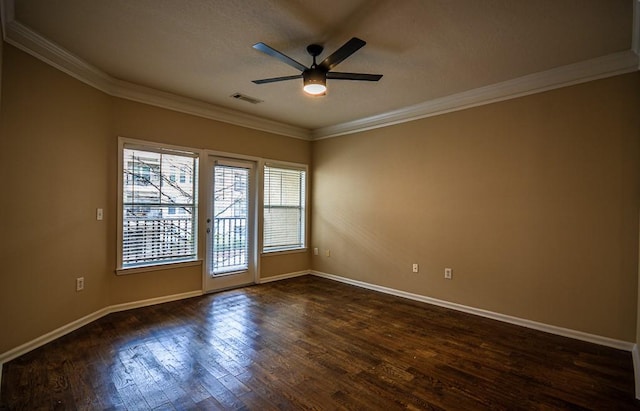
top-left (7, 0), bottom-right (635, 131)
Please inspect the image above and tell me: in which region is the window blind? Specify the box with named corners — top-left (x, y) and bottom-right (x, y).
top-left (263, 165), bottom-right (306, 253)
top-left (122, 147), bottom-right (198, 268)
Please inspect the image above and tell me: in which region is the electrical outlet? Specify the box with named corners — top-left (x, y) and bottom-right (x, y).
top-left (76, 277), bottom-right (85, 291)
top-left (444, 268), bottom-right (452, 279)
top-left (412, 263), bottom-right (419, 273)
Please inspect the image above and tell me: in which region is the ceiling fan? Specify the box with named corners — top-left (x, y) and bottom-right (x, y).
top-left (252, 37), bottom-right (382, 96)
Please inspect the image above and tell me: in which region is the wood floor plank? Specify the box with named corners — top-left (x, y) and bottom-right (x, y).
top-left (1, 276), bottom-right (638, 410)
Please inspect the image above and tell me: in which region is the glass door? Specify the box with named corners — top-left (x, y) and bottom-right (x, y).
top-left (204, 157), bottom-right (256, 292)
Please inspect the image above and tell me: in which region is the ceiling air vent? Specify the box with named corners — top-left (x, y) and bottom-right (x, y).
top-left (230, 93), bottom-right (263, 104)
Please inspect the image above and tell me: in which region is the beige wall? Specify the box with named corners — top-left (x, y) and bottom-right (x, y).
top-left (0, 44), bottom-right (311, 354)
top-left (1, 45), bottom-right (113, 353)
top-left (1, 39), bottom-right (639, 357)
top-left (312, 72), bottom-right (640, 342)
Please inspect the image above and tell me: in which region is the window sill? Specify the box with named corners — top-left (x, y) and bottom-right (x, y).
top-left (261, 248), bottom-right (308, 257)
top-left (116, 260), bottom-right (202, 276)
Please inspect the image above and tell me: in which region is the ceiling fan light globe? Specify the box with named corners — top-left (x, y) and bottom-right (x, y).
top-left (303, 83), bottom-right (327, 95)
top-left (303, 69), bottom-right (327, 96)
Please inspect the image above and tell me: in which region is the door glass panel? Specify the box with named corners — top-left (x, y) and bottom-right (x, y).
top-left (210, 165), bottom-right (249, 275)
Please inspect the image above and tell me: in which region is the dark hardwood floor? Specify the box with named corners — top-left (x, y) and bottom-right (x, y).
top-left (1, 275), bottom-right (638, 410)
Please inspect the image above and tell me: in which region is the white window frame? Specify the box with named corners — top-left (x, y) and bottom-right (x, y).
top-left (262, 161), bottom-right (308, 255)
top-left (116, 137), bottom-right (201, 274)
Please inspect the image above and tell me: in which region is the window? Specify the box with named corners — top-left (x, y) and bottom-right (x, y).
top-left (119, 142), bottom-right (199, 270)
top-left (263, 164), bottom-right (306, 253)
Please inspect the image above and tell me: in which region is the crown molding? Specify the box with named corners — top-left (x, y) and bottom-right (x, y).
top-left (0, 0), bottom-right (12, 39)
top-left (4, 20), bottom-right (114, 92)
top-left (107, 76), bottom-right (310, 140)
top-left (633, 0), bottom-right (640, 57)
top-left (314, 0), bottom-right (640, 140)
top-left (631, 0), bottom-right (640, 59)
top-left (2, 0), bottom-right (638, 142)
top-left (312, 50), bottom-right (640, 140)
top-left (1, 13), bottom-right (311, 140)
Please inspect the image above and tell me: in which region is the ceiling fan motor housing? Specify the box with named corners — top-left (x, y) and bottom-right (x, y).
top-left (303, 68), bottom-right (327, 84)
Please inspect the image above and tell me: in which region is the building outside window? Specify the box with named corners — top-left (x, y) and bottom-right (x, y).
top-left (119, 143), bottom-right (199, 270)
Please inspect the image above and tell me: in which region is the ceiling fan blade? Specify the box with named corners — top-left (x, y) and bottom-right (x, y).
top-left (319, 37), bottom-right (366, 71)
top-left (327, 72), bottom-right (383, 81)
top-left (252, 74), bottom-right (303, 84)
top-left (252, 43), bottom-right (307, 72)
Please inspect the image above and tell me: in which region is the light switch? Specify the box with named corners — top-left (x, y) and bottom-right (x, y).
top-left (97, 208), bottom-right (104, 221)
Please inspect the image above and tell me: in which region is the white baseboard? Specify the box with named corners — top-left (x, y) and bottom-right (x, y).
top-left (633, 344), bottom-right (640, 400)
top-left (258, 270), bottom-right (310, 284)
top-left (311, 270), bottom-right (635, 352)
top-left (0, 290), bottom-right (203, 368)
top-left (0, 307), bottom-right (110, 368)
top-left (0, 272), bottom-right (311, 373)
top-left (0, 274), bottom-right (317, 370)
top-left (1, 271), bottom-right (636, 393)
top-left (109, 290), bottom-right (203, 314)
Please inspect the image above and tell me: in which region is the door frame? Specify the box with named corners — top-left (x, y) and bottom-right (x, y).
top-left (201, 151), bottom-right (262, 293)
